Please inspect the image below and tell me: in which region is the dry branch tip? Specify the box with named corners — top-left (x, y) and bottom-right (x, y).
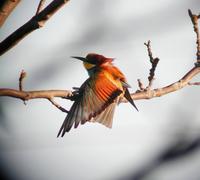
top-left (19, 69), bottom-right (26, 91)
top-left (144, 40), bottom-right (160, 90)
top-left (18, 69), bottom-right (27, 105)
top-left (188, 9), bottom-right (200, 63)
top-left (188, 82), bottom-right (200, 86)
top-left (137, 79), bottom-right (145, 91)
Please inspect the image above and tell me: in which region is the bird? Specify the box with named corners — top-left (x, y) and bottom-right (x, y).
top-left (57, 53), bottom-right (138, 137)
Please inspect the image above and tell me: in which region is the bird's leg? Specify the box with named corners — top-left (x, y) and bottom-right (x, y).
top-left (68, 87), bottom-right (81, 101)
top-left (72, 87), bottom-right (81, 95)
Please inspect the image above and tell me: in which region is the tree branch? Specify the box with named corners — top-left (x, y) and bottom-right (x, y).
top-left (0, 66), bottom-right (199, 103)
top-left (0, 69), bottom-right (73, 113)
top-left (0, 88), bottom-right (73, 101)
top-left (121, 10), bottom-right (200, 103)
top-left (0, 0), bottom-right (21, 27)
top-left (0, 0), bottom-right (70, 56)
top-left (120, 66), bottom-right (200, 103)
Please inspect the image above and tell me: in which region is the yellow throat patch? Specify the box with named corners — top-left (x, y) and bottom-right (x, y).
top-left (83, 62), bottom-right (96, 70)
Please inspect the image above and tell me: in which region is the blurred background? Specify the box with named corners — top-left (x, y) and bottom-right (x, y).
top-left (0, 0), bottom-right (200, 179)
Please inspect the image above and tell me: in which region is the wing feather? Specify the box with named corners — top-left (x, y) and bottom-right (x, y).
top-left (57, 72), bottom-right (123, 137)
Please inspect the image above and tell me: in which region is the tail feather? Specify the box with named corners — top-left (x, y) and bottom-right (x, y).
top-left (124, 88), bottom-right (139, 111)
top-left (92, 102), bottom-right (117, 128)
top-left (57, 102), bottom-right (79, 137)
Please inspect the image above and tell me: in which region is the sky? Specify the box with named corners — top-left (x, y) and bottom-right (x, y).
top-left (0, 0), bottom-right (200, 180)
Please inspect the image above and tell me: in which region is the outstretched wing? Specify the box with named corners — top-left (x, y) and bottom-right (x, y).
top-left (57, 73), bottom-right (123, 137)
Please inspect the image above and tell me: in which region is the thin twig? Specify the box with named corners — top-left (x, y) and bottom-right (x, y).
top-left (188, 82), bottom-right (200, 85)
top-left (19, 69), bottom-right (26, 91)
top-left (137, 79), bottom-right (145, 91)
top-left (188, 9), bottom-right (200, 65)
top-left (36, 0), bottom-right (46, 15)
top-left (144, 40), bottom-right (160, 90)
top-left (0, 0), bottom-right (70, 56)
top-left (144, 40), bottom-right (154, 63)
top-left (18, 69), bottom-right (27, 104)
top-left (48, 98), bottom-right (69, 113)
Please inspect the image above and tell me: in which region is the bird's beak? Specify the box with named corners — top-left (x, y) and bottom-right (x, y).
top-left (71, 56), bottom-right (87, 62)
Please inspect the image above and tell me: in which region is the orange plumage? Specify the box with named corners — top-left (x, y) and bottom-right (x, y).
top-left (57, 53), bottom-right (138, 137)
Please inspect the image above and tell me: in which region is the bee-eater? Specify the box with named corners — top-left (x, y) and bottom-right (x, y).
top-left (57, 53), bottom-right (138, 137)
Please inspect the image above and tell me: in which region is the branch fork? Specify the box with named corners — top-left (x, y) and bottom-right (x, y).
top-left (15, 70), bottom-right (71, 113)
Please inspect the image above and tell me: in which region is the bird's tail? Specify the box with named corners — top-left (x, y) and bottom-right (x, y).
top-left (124, 88), bottom-right (138, 111)
top-left (91, 101), bottom-right (117, 128)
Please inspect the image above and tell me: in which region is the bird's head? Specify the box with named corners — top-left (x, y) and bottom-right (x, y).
top-left (71, 53), bottom-right (114, 71)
